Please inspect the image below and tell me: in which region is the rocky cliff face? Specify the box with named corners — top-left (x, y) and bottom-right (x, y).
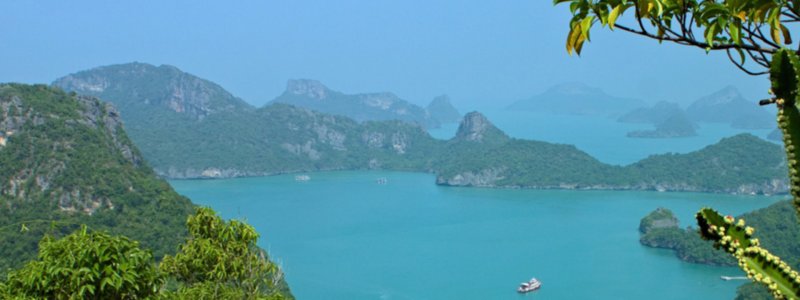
top-left (435, 167), bottom-right (507, 187)
top-left (0, 85), bottom-right (150, 214)
top-left (0, 84), bottom-right (198, 271)
top-left (53, 62), bottom-right (252, 121)
top-left (453, 111), bottom-right (508, 143)
top-left (286, 79), bottom-right (329, 100)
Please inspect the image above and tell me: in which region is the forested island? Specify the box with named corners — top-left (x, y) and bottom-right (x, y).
top-left (53, 63), bottom-right (790, 195)
top-left (638, 201), bottom-right (800, 299)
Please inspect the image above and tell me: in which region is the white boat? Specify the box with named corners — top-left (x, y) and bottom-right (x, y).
top-left (376, 177), bottom-right (388, 184)
top-left (517, 277), bottom-right (541, 293)
top-left (295, 175), bottom-right (310, 181)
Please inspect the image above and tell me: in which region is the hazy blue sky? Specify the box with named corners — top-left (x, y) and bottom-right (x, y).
top-left (1, 0), bottom-right (770, 108)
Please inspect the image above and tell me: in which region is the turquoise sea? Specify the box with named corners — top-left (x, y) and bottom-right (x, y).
top-left (170, 111), bottom-right (783, 299)
top-left (171, 172), bottom-right (781, 299)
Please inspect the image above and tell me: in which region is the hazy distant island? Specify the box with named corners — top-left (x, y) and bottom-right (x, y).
top-left (54, 63), bottom-right (789, 195)
top-left (619, 101), bottom-right (697, 138)
top-left (271, 78), bottom-right (446, 128)
top-left (626, 114), bottom-right (697, 138)
top-left (506, 82), bottom-right (644, 117)
top-left (618, 101), bottom-right (683, 124)
top-left (426, 94), bottom-right (461, 124)
top-left (618, 86), bottom-right (774, 139)
top-left (768, 128), bottom-right (783, 142)
top-left (685, 86), bottom-right (774, 130)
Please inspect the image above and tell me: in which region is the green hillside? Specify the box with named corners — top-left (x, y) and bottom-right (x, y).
top-left (53, 63), bottom-right (789, 195)
top-left (0, 83), bottom-right (292, 298)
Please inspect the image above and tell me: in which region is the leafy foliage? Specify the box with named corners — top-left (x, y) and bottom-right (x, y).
top-left (0, 84), bottom-right (293, 298)
top-left (1, 226), bottom-right (163, 299)
top-left (555, 0), bottom-right (798, 74)
top-left (554, 0), bottom-right (800, 296)
top-left (161, 207), bottom-right (289, 300)
top-left (1, 208), bottom-right (293, 300)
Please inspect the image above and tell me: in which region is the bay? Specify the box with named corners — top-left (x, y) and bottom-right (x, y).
top-left (171, 171), bottom-right (783, 299)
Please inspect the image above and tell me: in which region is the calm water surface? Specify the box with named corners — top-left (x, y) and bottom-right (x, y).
top-left (172, 111), bottom-right (782, 299)
top-left (171, 172), bottom-right (783, 299)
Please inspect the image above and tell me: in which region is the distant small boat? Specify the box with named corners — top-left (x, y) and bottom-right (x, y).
top-left (295, 175), bottom-right (311, 181)
top-left (721, 276), bottom-right (748, 281)
top-left (376, 177), bottom-right (388, 184)
top-left (517, 277), bottom-right (541, 293)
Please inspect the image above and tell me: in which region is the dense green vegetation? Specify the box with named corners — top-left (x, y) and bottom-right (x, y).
top-left (2, 226), bottom-right (163, 299)
top-left (161, 207), bottom-right (290, 299)
top-left (1, 208), bottom-right (291, 299)
top-left (638, 208), bottom-right (734, 266)
top-left (0, 84), bottom-right (292, 298)
top-left (640, 201), bottom-right (800, 267)
top-left (52, 64), bottom-right (789, 195)
top-left (0, 83), bottom-right (194, 273)
top-left (638, 201), bottom-right (800, 299)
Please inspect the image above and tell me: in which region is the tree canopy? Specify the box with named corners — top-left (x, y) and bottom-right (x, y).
top-left (556, 0), bottom-right (800, 74)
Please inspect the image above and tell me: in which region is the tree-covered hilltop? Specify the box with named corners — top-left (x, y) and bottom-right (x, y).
top-left (0, 84), bottom-right (292, 298)
top-left (623, 134), bottom-right (787, 194)
top-left (638, 201), bottom-right (800, 300)
top-left (638, 208), bottom-right (734, 266)
top-left (436, 116), bottom-right (786, 194)
top-left (0, 83), bottom-right (194, 272)
top-left (638, 202), bottom-right (800, 299)
top-left (53, 63), bottom-right (789, 194)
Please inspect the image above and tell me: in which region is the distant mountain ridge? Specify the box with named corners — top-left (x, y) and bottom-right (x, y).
top-left (272, 79), bottom-right (440, 128)
top-left (507, 82), bottom-right (644, 116)
top-left (52, 63), bottom-right (788, 195)
top-left (617, 86), bottom-right (774, 138)
top-left (685, 86), bottom-right (773, 129)
top-left (53, 62), bottom-right (253, 120)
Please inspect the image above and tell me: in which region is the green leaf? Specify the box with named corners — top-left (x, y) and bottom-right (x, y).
top-left (608, 4), bottom-right (623, 29)
top-left (729, 21), bottom-right (741, 45)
